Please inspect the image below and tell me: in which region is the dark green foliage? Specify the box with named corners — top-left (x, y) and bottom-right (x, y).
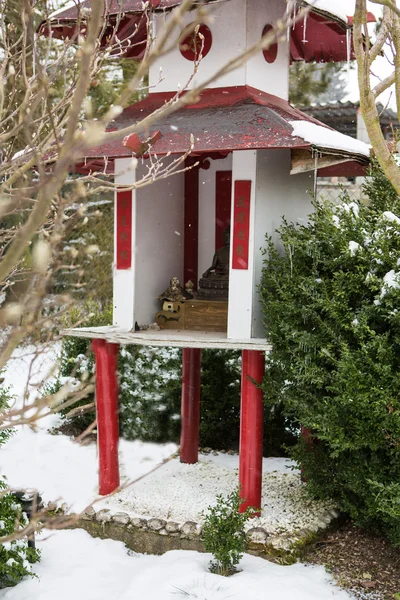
top-left (0, 383), bottom-right (40, 588)
top-left (259, 163), bottom-right (400, 544)
top-left (289, 61), bottom-right (349, 106)
top-left (119, 345), bottom-right (182, 443)
top-left (118, 347), bottom-right (241, 448)
top-left (198, 350), bottom-right (240, 449)
top-left (54, 196), bottom-right (114, 305)
top-left (202, 489), bottom-right (253, 576)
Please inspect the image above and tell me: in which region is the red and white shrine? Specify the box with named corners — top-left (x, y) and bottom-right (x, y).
top-left (48, 0), bottom-right (371, 513)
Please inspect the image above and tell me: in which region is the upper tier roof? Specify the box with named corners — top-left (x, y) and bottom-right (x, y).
top-left (40, 0), bottom-right (376, 63)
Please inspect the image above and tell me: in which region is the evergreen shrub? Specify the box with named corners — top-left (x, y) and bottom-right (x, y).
top-left (202, 488), bottom-right (252, 576)
top-left (0, 384), bottom-right (40, 588)
top-left (260, 164), bottom-right (400, 544)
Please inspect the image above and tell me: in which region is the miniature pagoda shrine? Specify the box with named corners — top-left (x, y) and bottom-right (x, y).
top-left (45, 0), bottom-right (372, 512)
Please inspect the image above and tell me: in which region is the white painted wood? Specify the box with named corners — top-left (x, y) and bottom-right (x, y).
top-left (198, 155), bottom-right (233, 278)
top-left (246, 0), bottom-right (290, 100)
top-left (356, 108), bottom-right (370, 144)
top-left (134, 157), bottom-right (184, 326)
top-left (113, 157), bottom-right (137, 330)
top-left (227, 150), bottom-right (257, 340)
top-left (252, 149), bottom-right (313, 337)
top-left (61, 326), bottom-right (271, 351)
top-left (149, 0), bottom-right (288, 97)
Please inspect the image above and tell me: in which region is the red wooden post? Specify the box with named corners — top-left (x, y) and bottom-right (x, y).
top-left (180, 348), bottom-right (201, 464)
top-left (184, 159), bottom-right (199, 288)
top-left (92, 339), bottom-right (120, 495)
top-left (239, 350), bottom-right (265, 515)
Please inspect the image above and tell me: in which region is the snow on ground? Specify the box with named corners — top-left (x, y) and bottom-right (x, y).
top-left (3, 342), bottom-right (62, 431)
top-left (103, 453), bottom-right (336, 536)
top-left (1, 343), bottom-right (177, 511)
top-left (0, 528), bottom-right (353, 600)
top-left (0, 427), bottom-right (177, 512)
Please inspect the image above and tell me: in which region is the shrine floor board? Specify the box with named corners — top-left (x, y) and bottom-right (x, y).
top-left (62, 326), bottom-right (271, 351)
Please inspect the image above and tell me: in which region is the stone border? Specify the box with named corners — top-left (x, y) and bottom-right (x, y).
top-left (76, 506), bottom-right (340, 560)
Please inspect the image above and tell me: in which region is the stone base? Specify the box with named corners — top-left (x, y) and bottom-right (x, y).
top-left (74, 506), bottom-right (340, 563)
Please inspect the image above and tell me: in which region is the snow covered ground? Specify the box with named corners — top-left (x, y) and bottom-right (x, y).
top-left (1, 343), bottom-right (177, 512)
top-left (0, 427), bottom-right (177, 512)
top-left (0, 528), bottom-right (354, 600)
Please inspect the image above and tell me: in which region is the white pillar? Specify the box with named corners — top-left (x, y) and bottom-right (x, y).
top-left (113, 157), bottom-right (136, 330)
top-left (227, 150), bottom-right (257, 339)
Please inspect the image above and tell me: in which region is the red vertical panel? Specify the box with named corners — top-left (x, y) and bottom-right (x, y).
top-left (184, 159), bottom-right (199, 287)
top-left (116, 190), bottom-right (132, 270)
top-left (92, 339), bottom-right (120, 496)
top-left (239, 349), bottom-right (265, 516)
top-left (232, 180), bottom-right (251, 270)
top-left (180, 348), bottom-right (201, 464)
top-left (215, 171), bottom-right (232, 250)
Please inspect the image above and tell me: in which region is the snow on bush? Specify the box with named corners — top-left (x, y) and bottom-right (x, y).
top-left (260, 162), bottom-right (400, 545)
top-left (0, 384), bottom-right (40, 588)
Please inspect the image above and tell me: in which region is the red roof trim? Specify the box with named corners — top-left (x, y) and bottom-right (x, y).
top-left (71, 86), bottom-right (368, 171)
top-left (41, 1), bottom-right (375, 64)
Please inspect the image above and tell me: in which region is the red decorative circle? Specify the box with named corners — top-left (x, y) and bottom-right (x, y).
top-left (179, 24), bottom-right (212, 62)
top-left (262, 24), bottom-right (278, 64)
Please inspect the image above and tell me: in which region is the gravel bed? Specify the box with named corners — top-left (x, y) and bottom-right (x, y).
top-left (102, 453), bottom-right (337, 537)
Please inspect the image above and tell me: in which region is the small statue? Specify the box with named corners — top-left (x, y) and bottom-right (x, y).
top-left (185, 279), bottom-right (195, 299)
top-left (197, 227), bottom-right (230, 300)
top-left (155, 276), bottom-right (185, 328)
top-left (202, 228), bottom-right (230, 279)
top-left (158, 276), bottom-right (186, 303)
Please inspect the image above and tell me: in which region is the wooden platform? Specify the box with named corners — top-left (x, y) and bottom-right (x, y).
top-left (61, 326), bottom-right (271, 351)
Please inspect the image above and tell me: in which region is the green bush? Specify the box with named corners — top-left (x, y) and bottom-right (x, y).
top-left (115, 347), bottom-right (241, 447)
top-left (119, 345), bottom-right (182, 443)
top-left (0, 384), bottom-right (40, 588)
top-left (202, 488), bottom-right (252, 576)
top-left (260, 163), bottom-right (400, 544)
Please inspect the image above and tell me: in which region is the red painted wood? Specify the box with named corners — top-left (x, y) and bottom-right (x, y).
top-left (45, 2), bottom-right (376, 64)
top-left (184, 159), bottom-right (199, 287)
top-left (232, 180), bottom-right (251, 270)
top-left (262, 25), bottom-right (278, 64)
top-left (239, 350), bottom-right (265, 515)
top-left (215, 171), bottom-right (232, 250)
top-left (92, 339), bottom-right (120, 495)
top-left (180, 24), bottom-right (212, 61)
top-left (180, 348), bottom-right (201, 464)
top-left (116, 190), bottom-right (132, 270)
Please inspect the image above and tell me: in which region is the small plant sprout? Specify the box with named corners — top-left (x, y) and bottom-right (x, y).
top-left (202, 488), bottom-right (254, 577)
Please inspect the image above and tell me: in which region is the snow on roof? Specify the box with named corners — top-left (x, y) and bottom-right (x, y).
top-left (49, 0), bottom-right (81, 19)
top-left (305, 0), bottom-right (352, 22)
top-left (289, 120), bottom-right (370, 157)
